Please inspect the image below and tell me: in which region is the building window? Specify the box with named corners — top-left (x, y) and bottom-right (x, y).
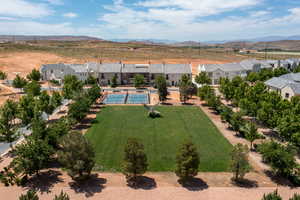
top-left (285, 93), bottom-right (290, 99)
top-left (115, 73), bottom-right (118, 78)
top-left (166, 74), bottom-right (169, 80)
top-left (101, 74), bottom-right (104, 79)
top-left (108, 80), bottom-right (111, 85)
top-left (151, 74), bottom-right (154, 80)
top-left (208, 72), bottom-right (213, 77)
top-left (50, 70), bottom-right (53, 74)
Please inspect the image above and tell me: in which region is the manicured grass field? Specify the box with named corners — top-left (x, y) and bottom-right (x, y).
top-left (85, 106), bottom-right (233, 172)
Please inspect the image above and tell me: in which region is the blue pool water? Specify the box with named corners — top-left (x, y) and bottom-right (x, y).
top-left (103, 94), bottom-right (126, 104)
top-left (127, 94), bottom-right (149, 104)
top-left (103, 93), bottom-right (149, 104)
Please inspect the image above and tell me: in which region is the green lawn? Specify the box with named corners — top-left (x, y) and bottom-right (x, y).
top-left (85, 106), bottom-right (233, 172)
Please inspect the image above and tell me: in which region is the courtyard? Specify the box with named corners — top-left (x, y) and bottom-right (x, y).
top-left (85, 106), bottom-right (233, 172)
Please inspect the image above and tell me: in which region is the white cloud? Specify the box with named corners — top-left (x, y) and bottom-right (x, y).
top-left (0, 0), bottom-right (52, 18)
top-left (63, 12), bottom-right (78, 18)
top-left (96, 1), bottom-right (300, 41)
top-left (250, 10), bottom-right (270, 17)
top-left (0, 21), bottom-right (74, 35)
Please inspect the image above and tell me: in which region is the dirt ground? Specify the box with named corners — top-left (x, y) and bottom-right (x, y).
top-left (0, 52), bottom-right (234, 79)
top-left (0, 52), bottom-right (81, 79)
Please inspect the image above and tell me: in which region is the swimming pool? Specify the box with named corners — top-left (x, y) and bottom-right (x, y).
top-left (103, 94), bottom-right (126, 104)
top-left (127, 94), bottom-right (149, 104)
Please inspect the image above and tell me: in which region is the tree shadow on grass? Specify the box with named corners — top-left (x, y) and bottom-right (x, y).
top-left (178, 177), bottom-right (209, 191)
top-left (231, 178), bottom-right (258, 188)
top-left (181, 102), bottom-right (194, 106)
top-left (24, 170), bottom-right (63, 194)
top-left (69, 174), bottom-right (106, 197)
top-left (127, 176), bottom-right (157, 190)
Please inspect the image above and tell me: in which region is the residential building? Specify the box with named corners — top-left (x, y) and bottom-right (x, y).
top-left (264, 72), bottom-right (300, 100)
top-left (40, 62), bottom-right (192, 86)
top-left (198, 58), bottom-right (299, 85)
top-left (198, 63), bottom-right (248, 85)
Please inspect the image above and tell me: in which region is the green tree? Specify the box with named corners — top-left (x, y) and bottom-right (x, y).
top-left (277, 114), bottom-right (300, 140)
top-left (258, 141), bottom-right (297, 177)
top-left (24, 81), bottom-right (41, 96)
top-left (175, 140), bottom-right (200, 182)
top-left (85, 75), bottom-right (97, 85)
top-left (87, 84), bottom-right (101, 103)
top-left (0, 100), bottom-right (19, 147)
top-left (219, 77), bottom-right (234, 100)
top-left (111, 74), bottom-right (118, 88)
top-left (47, 118), bottom-right (70, 149)
top-left (50, 91), bottom-right (63, 109)
top-left (207, 93), bottom-right (221, 111)
top-left (0, 71), bottom-right (7, 80)
top-left (230, 143), bottom-right (251, 182)
top-left (134, 74), bottom-right (144, 88)
top-left (62, 75), bottom-right (83, 99)
top-left (26, 69), bottom-right (41, 82)
top-left (58, 131), bottom-right (95, 181)
top-left (197, 85), bottom-right (214, 101)
top-left (289, 193), bottom-right (300, 200)
top-left (53, 191), bottom-right (70, 200)
top-left (18, 95), bottom-right (36, 125)
top-left (262, 190), bottom-right (282, 200)
top-left (241, 122), bottom-right (260, 149)
top-left (273, 67), bottom-right (289, 77)
top-left (219, 105), bottom-right (233, 123)
top-left (291, 133), bottom-right (300, 150)
top-left (30, 112), bottom-right (48, 140)
top-left (155, 75), bottom-right (168, 102)
top-left (12, 75), bottom-right (27, 89)
top-left (68, 95), bottom-right (90, 122)
top-left (38, 91), bottom-right (54, 116)
top-left (19, 190), bottom-right (39, 200)
top-left (195, 72), bottom-right (211, 85)
top-left (246, 72), bottom-right (259, 83)
top-left (228, 112), bottom-right (244, 133)
top-left (122, 138), bottom-right (148, 186)
top-left (179, 74), bottom-right (193, 104)
top-left (12, 137), bottom-right (53, 177)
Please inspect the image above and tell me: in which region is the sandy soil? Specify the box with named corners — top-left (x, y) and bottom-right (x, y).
top-left (0, 52), bottom-right (81, 79)
top-left (0, 170), bottom-right (298, 200)
top-left (0, 52), bottom-right (233, 80)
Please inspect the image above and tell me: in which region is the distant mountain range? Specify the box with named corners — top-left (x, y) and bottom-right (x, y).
top-left (1, 35), bottom-right (300, 50)
top-left (0, 35), bottom-right (103, 42)
top-left (111, 35), bottom-right (300, 45)
top-left (111, 39), bottom-right (177, 44)
top-left (205, 35), bottom-right (300, 44)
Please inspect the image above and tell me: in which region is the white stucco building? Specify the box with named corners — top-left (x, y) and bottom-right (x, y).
top-left (40, 62), bottom-right (192, 86)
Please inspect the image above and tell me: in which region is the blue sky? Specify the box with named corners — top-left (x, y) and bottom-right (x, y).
top-left (0, 0), bottom-right (300, 41)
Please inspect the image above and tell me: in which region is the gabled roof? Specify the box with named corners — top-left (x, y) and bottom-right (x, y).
top-left (67, 64), bottom-right (87, 73)
top-left (265, 77), bottom-right (293, 89)
top-left (164, 64), bottom-right (191, 74)
top-left (240, 59), bottom-right (261, 70)
top-left (149, 64), bottom-right (164, 74)
top-left (280, 73), bottom-right (300, 82)
top-left (289, 83), bottom-right (300, 94)
top-left (202, 63), bottom-right (245, 72)
top-left (122, 64), bottom-right (150, 73)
